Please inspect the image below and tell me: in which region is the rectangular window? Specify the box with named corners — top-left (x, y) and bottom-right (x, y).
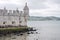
top-left (3, 22), bottom-right (6, 24)
top-left (12, 21), bottom-right (15, 24)
top-left (19, 21), bottom-right (22, 23)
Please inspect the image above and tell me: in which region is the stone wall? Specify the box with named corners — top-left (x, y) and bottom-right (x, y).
top-left (0, 16), bottom-right (20, 26)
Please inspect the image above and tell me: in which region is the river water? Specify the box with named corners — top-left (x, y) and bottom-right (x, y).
top-left (0, 21), bottom-right (60, 40)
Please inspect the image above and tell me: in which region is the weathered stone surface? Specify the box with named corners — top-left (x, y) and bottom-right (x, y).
top-left (0, 3), bottom-right (29, 27)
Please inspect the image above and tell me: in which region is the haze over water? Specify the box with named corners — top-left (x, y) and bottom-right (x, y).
top-left (0, 21), bottom-right (60, 40)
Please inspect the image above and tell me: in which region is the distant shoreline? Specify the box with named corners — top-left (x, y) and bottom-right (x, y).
top-left (28, 16), bottom-right (60, 21)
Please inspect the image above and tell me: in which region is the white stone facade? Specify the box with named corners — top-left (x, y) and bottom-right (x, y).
top-left (0, 3), bottom-right (29, 27)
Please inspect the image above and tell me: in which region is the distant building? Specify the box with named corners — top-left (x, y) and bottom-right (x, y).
top-left (0, 3), bottom-right (29, 27)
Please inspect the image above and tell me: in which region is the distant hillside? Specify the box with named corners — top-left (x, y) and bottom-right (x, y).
top-left (28, 16), bottom-right (60, 21)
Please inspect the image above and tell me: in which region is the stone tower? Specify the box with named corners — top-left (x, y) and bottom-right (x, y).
top-left (23, 2), bottom-right (29, 26)
top-left (23, 2), bottom-right (29, 17)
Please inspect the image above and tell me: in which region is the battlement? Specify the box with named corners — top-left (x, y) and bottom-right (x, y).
top-left (0, 8), bottom-right (23, 16)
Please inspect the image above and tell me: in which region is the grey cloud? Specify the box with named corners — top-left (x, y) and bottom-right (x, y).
top-left (0, 0), bottom-right (60, 16)
top-left (0, 3), bottom-right (23, 10)
top-left (28, 0), bottom-right (49, 9)
top-left (53, 0), bottom-right (60, 4)
top-left (29, 3), bottom-right (49, 9)
top-left (1, 0), bottom-right (9, 1)
top-left (50, 0), bottom-right (60, 4)
top-left (0, 0), bottom-right (49, 9)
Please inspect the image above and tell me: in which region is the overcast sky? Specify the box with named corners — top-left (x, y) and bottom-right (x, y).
top-left (0, 0), bottom-right (60, 17)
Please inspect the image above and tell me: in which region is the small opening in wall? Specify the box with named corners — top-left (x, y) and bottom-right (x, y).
top-left (19, 21), bottom-right (22, 23)
top-left (3, 22), bottom-right (6, 24)
top-left (12, 21), bottom-right (15, 24)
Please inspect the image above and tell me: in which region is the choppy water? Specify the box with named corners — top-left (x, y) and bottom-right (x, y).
top-left (0, 21), bottom-right (60, 40)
